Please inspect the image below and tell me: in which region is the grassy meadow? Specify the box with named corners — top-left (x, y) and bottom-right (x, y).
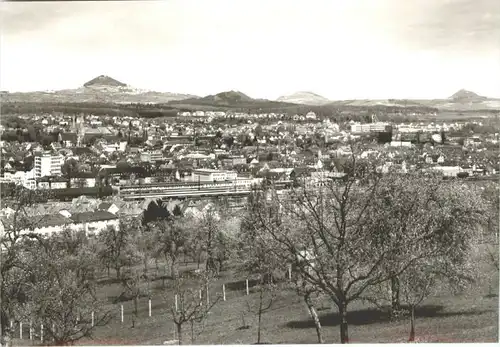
top-left (10, 242), bottom-right (498, 346)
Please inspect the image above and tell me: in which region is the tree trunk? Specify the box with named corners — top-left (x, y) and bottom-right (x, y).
top-left (171, 258), bottom-right (178, 280)
top-left (115, 266), bottom-right (121, 280)
top-left (338, 301), bottom-right (349, 344)
top-left (143, 257), bottom-right (148, 276)
top-left (304, 294), bottom-right (323, 343)
top-left (257, 288), bottom-right (264, 344)
top-left (190, 321), bottom-right (195, 344)
top-left (206, 257), bottom-right (216, 274)
top-left (409, 305), bottom-right (415, 342)
top-left (177, 324), bottom-right (182, 345)
top-left (0, 303), bottom-right (7, 343)
top-left (218, 258), bottom-right (224, 273)
top-left (390, 276), bottom-right (401, 319)
top-left (162, 264), bottom-right (166, 288)
top-left (134, 296), bottom-right (138, 316)
top-left (257, 307), bottom-right (262, 344)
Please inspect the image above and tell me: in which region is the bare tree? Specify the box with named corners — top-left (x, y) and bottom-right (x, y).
top-left (289, 272), bottom-right (324, 343)
top-left (246, 156), bottom-right (385, 343)
top-left (120, 267), bottom-right (148, 328)
top-left (245, 279), bottom-right (278, 344)
top-left (399, 256), bottom-right (476, 342)
top-left (238, 210), bottom-right (285, 344)
top-left (245, 153), bottom-right (486, 343)
top-left (165, 273), bottom-right (220, 345)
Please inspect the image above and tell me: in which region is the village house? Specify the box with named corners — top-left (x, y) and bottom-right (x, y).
top-left (1, 209), bottom-right (120, 239)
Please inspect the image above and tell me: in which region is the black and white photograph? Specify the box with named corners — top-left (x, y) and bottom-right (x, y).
top-left (0, 0), bottom-right (499, 345)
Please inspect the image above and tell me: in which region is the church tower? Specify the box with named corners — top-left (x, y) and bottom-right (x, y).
top-left (76, 113), bottom-right (85, 147)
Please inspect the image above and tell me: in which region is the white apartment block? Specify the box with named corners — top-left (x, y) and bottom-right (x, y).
top-left (351, 122), bottom-right (391, 133)
top-left (191, 169), bottom-right (237, 182)
top-left (1, 170), bottom-right (36, 190)
top-left (34, 152), bottom-right (63, 178)
top-left (140, 151), bottom-right (163, 163)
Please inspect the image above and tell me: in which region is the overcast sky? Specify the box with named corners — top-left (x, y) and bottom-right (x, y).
top-left (1, 0), bottom-right (499, 99)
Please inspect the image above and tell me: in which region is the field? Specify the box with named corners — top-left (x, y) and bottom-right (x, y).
top-left (11, 243), bottom-right (498, 345)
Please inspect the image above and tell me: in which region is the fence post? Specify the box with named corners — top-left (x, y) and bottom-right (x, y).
top-left (199, 290), bottom-right (203, 306)
top-left (149, 299), bottom-right (152, 317)
top-left (222, 284), bottom-right (226, 301)
top-left (121, 305), bottom-right (124, 323)
top-left (246, 279), bottom-right (249, 295)
top-left (40, 324), bottom-right (44, 342)
top-left (175, 295), bottom-right (178, 312)
top-left (91, 311), bottom-right (95, 327)
top-left (19, 322), bottom-right (23, 339)
top-left (29, 321), bottom-right (33, 340)
top-left (288, 265), bottom-right (292, 280)
top-left (9, 320), bottom-right (13, 329)
top-left (206, 285), bottom-right (210, 305)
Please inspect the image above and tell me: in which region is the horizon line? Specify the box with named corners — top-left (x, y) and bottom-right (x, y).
top-left (1, 84), bottom-right (494, 102)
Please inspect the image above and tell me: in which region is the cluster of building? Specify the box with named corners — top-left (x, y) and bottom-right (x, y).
top-left (0, 108), bottom-right (498, 242)
top-left (0, 111), bottom-right (498, 194)
top-left (177, 110), bottom-right (319, 121)
top-left (0, 202), bottom-right (120, 239)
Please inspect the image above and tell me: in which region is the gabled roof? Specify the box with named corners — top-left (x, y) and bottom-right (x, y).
top-left (61, 133), bottom-right (77, 141)
top-left (70, 211), bottom-right (118, 223)
top-left (36, 213), bottom-right (73, 228)
top-left (291, 166), bottom-right (314, 176)
top-left (71, 171), bottom-right (95, 179)
top-left (98, 202), bottom-right (112, 210)
top-left (72, 147), bottom-right (93, 155)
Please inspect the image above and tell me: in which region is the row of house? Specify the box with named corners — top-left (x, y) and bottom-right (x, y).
top-left (0, 203), bottom-right (120, 239)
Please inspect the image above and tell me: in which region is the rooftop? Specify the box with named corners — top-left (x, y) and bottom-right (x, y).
top-left (70, 211), bottom-right (119, 223)
top-left (192, 169), bottom-right (226, 173)
top-left (36, 213), bottom-right (73, 228)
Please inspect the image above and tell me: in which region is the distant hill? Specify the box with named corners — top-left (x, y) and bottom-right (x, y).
top-left (318, 89), bottom-right (500, 111)
top-left (449, 89), bottom-right (487, 102)
top-left (83, 75), bottom-right (127, 88)
top-left (277, 91), bottom-right (331, 105)
top-left (0, 75), bottom-right (197, 104)
top-left (169, 90), bottom-right (297, 109)
top-left (203, 90), bottom-right (254, 104)
top-left (274, 89), bottom-right (500, 111)
top-left (2, 81), bottom-right (499, 112)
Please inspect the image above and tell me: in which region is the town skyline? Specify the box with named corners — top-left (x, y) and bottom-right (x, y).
top-left (1, 0), bottom-right (500, 99)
